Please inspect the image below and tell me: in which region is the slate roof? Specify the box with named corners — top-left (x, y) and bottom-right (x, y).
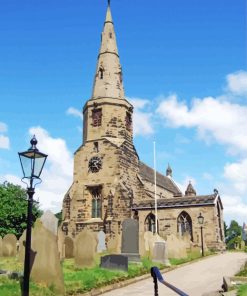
top-left (139, 161), bottom-right (182, 196)
top-left (132, 194), bottom-right (218, 210)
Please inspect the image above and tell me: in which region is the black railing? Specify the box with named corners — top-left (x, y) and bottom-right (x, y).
top-left (151, 267), bottom-right (189, 296)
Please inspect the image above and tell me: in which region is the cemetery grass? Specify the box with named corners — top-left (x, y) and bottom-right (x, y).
top-left (0, 256), bottom-right (166, 295)
top-left (0, 251), bottom-right (212, 295)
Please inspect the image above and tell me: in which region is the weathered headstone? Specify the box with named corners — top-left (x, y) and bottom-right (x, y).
top-left (107, 234), bottom-right (121, 253)
top-left (30, 220), bottom-right (64, 295)
top-left (0, 237), bottom-right (2, 256)
top-left (97, 230), bottom-right (106, 253)
top-left (153, 241), bottom-right (170, 266)
top-left (100, 254), bottom-right (128, 271)
top-left (57, 227), bottom-right (65, 259)
top-left (2, 234), bottom-right (17, 257)
top-left (18, 230), bottom-right (26, 262)
top-left (64, 236), bottom-right (74, 258)
top-left (40, 210), bottom-right (58, 236)
top-left (166, 234), bottom-right (188, 259)
top-left (121, 218), bottom-right (140, 261)
top-left (74, 229), bottom-right (97, 268)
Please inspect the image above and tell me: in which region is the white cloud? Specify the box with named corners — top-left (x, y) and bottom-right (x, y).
top-left (224, 159), bottom-right (247, 194)
top-left (4, 127), bottom-right (74, 213)
top-left (157, 95), bottom-right (247, 155)
top-left (0, 122), bottom-right (10, 149)
top-left (66, 107), bottom-right (83, 120)
top-left (156, 70), bottom-right (247, 224)
top-left (0, 122), bottom-right (7, 133)
top-left (221, 194), bottom-right (247, 225)
top-left (0, 135), bottom-right (10, 149)
top-left (226, 71), bottom-right (247, 96)
top-left (128, 97), bottom-right (154, 136)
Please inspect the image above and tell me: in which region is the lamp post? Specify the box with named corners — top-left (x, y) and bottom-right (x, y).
top-left (18, 136), bottom-right (47, 296)
top-left (197, 212), bottom-right (204, 257)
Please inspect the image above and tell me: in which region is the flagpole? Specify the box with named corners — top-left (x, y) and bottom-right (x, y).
top-left (154, 141), bottom-right (158, 234)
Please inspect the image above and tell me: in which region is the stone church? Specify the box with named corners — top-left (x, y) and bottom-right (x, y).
top-left (61, 3), bottom-right (225, 251)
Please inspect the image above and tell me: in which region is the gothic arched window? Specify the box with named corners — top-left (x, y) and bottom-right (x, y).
top-left (91, 187), bottom-right (102, 218)
top-left (177, 211), bottom-right (193, 241)
top-left (145, 213), bottom-right (158, 234)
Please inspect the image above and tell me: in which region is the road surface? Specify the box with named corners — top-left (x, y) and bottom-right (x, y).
top-left (101, 252), bottom-right (247, 296)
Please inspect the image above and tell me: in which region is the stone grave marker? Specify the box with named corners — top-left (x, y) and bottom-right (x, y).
top-left (107, 234), bottom-right (121, 253)
top-left (121, 218), bottom-right (140, 261)
top-left (100, 254), bottom-right (128, 271)
top-left (57, 227), bottom-right (65, 259)
top-left (74, 229), bottom-right (97, 268)
top-left (64, 236), bottom-right (74, 258)
top-left (30, 220), bottom-right (64, 295)
top-left (0, 237), bottom-right (2, 256)
top-left (153, 241), bottom-right (170, 266)
top-left (2, 234), bottom-right (17, 257)
top-left (97, 230), bottom-right (106, 253)
top-left (40, 210), bottom-right (58, 236)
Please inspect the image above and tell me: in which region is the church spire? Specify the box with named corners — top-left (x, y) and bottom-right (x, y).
top-left (91, 3), bottom-right (125, 100)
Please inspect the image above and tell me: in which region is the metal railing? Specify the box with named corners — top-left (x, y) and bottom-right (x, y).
top-left (151, 267), bottom-right (189, 296)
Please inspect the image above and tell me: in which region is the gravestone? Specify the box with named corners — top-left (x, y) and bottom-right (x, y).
top-left (57, 227), bottom-right (65, 259)
top-left (153, 241), bottom-right (170, 266)
top-left (0, 237), bottom-right (2, 256)
top-left (30, 220), bottom-right (64, 295)
top-left (107, 234), bottom-right (121, 253)
top-left (121, 218), bottom-right (140, 262)
top-left (2, 234), bottom-right (17, 257)
top-left (97, 230), bottom-right (106, 253)
top-left (40, 210), bottom-right (58, 236)
top-left (166, 234), bottom-right (187, 259)
top-left (100, 254), bottom-right (128, 271)
top-left (18, 230), bottom-right (26, 262)
top-left (74, 229), bottom-right (97, 268)
top-left (64, 236), bottom-right (74, 258)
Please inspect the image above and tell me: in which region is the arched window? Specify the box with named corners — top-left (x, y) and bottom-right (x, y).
top-left (91, 187), bottom-right (102, 218)
top-left (177, 211), bottom-right (193, 241)
top-left (99, 67), bottom-right (104, 79)
top-left (145, 213), bottom-right (158, 234)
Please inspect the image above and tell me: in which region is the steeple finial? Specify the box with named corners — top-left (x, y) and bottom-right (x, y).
top-left (108, 0), bottom-right (110, 6)
top-left (166, 163), bottom-right (172, 178)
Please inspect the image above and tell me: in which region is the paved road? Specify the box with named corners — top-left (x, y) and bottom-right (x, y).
top-left (101, 252), bottom-right (247, 296)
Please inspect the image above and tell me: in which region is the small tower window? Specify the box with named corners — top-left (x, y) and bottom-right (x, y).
top-left (109, 32), bottom-right (113, 39)
top-left (92, 108), bottom-right (102, 127)
top-left (93, 142), bottom-right (99, 152)
top-left (91, 187), bottom-right (102, 218)
top-left (125, 112), bottom-right (132, 131)
top-left (99, 67), bottom-right (104, 79)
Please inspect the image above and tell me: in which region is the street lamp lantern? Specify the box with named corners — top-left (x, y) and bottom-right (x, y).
top-left (18, 135), bottom-right (47, 181)
top-left (197, 212), bottom-right (204, 225)
top-left (18, 135), bottom-right (47, 296)
top-left (197, 212), bottom-right (205, 257)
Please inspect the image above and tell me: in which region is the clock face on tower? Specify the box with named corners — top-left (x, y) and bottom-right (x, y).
top-left (88, 156), bottom-right (102, 173)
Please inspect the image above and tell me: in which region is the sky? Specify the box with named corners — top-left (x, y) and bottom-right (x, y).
top-left (0, 0), bottom-right (246, 226)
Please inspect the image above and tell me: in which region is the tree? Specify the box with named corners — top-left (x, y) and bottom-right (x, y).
top-left (225, 220), bottom-right (242, 249)
top-left (0, 182), bottom-right (42, 239)
top-left (55, 210), bottom-right (63, 226)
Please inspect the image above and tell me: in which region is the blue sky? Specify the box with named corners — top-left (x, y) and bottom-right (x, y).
top-left (0, 0), bottom-right (246, 225)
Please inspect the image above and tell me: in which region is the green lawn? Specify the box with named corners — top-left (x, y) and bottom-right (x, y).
top-left (236, 261), bottom-right (247, 296)
top-left (0, 256), bottom-right (165, 296)
top-left (0, 250), bottom-right (216, 296)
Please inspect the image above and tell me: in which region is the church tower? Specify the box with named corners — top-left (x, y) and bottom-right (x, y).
top-left (62, 3), bottom-right (139, 243)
